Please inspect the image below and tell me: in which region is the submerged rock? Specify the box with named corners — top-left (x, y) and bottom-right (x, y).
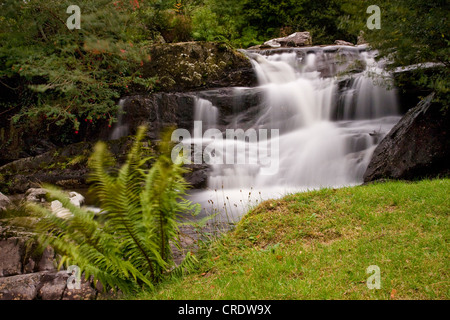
top-left (185, 164), bottom-right (210, 189)
top-left (364, 93), bottom-right (450, 182)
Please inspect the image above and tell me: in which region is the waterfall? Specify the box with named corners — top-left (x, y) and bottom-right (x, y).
top-left (340, 52), bottom-right (399, 119)
top-left (188, 46), bottom-right (401, 220)
top-left (110, 99), bottom-right (129, 140)
top-left (194, 97), bottom-right (219, 131)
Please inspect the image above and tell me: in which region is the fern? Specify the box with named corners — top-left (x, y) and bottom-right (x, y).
top-left (26, 126), bottom-right (201, 294)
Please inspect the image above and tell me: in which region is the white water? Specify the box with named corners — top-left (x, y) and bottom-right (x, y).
top-left (110, 99), bottom-right (129, 140)
top-left (191, 47), bottom-right (401, 221)
top-left (194, 97), bottom-right (219, 131)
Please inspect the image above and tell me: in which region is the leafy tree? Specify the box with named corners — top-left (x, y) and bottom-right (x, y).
top-left (26, 127), bottom-right (200, 293)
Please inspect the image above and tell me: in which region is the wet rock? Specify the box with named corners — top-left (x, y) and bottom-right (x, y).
top-left (364, 93), bottom-right (450, 182)
top-left (185, 164), bottom-right (210, 189)
top-left (118, 93), bottom-right (197, 139)
top-left (0, 139), bottom-right (135, 194)
top-left (119, 87), bottom-right (265, 139)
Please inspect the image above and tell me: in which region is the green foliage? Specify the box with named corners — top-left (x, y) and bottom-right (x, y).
top-left (26, 127), bottom-right (201, 294)
top-left (191, 0), bottom-right (354, 46)
top-left (191, 6), bottom-right (226, 42)
top-left (136, 0), bottom-right (194, 43)
top-left (0, 0), bottom-right (158, 135)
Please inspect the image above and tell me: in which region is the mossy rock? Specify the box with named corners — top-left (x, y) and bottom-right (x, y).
top-left (142, 42), bottom-right (256, 92)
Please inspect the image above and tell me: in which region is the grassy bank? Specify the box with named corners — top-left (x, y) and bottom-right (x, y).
top-left (136, 179), bottom-right (449, 300)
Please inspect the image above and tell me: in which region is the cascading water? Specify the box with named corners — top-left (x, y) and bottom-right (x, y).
top-left (110, 99), bottom-right (129, 140)
top-left (188, 46), bottom-right (401, 220)
top-left (194, 97), bottom-right (219, 131)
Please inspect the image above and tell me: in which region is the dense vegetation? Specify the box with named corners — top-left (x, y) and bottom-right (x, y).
top-left (0, 0), bottom-right (448, 146)
top-left (341, 0), bottom-right (449, 108)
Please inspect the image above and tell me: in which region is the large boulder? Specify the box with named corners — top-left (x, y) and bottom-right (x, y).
top-left (364, 94), bottom-right (450, 182)
top-left (263, 32), bottom-right (312, 48)
top-left (116, 88), bottom-right (265, 137)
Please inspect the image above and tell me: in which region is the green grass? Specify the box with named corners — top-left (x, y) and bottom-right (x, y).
top-left (134, 179), bottom-right (450, 300)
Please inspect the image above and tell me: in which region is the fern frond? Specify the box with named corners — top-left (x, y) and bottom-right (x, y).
top-left (23, 125), bottom-right (201, 294)
top-left (169, 251), bottom-right (199, 279)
